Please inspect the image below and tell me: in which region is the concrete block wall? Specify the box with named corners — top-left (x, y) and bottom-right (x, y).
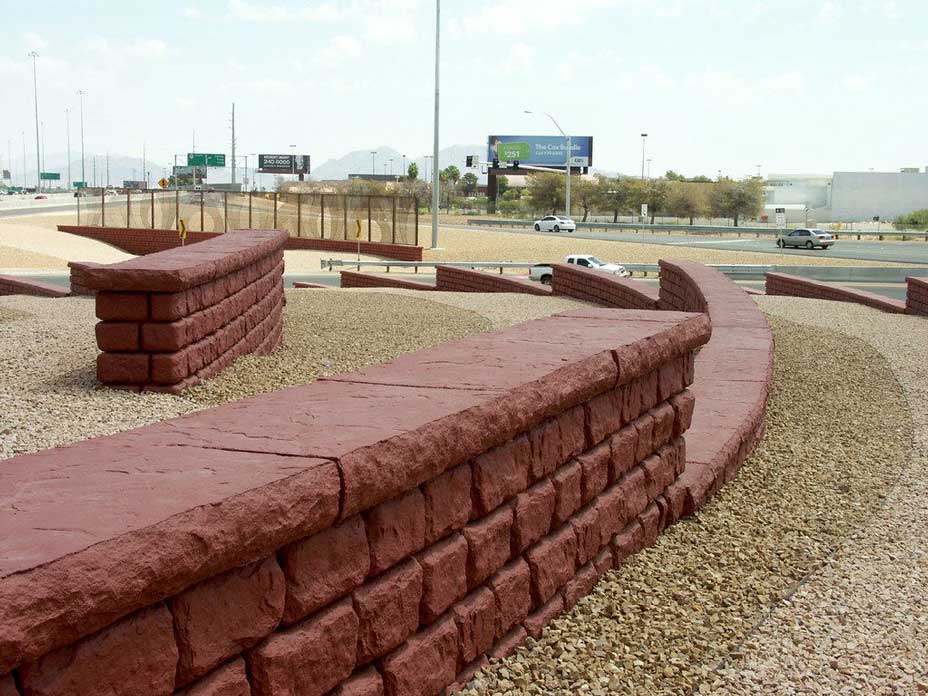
top-left (907, 276), bottom-right (928, 316)
top-left (765, 272), bottom-right (907, 314)
top-left (0, 275), bottom-right (70, 298)
top-left (435, 266), bottom-right (552, 296)
top-left (0, 309), bottom-right (711, 696)
top-left (340, 271), bottom-right (434, 291)
top-left (58, 225), bottom-right (424, 261)
top-left (551, 263), bottom-right (660, 310)
top-left (70, 229), bottom-right (288, 393)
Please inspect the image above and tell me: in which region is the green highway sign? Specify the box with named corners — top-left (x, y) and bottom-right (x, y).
top-left (187, 153), bottom-right (226, 167)
top-left (496, 142), bottom-right (531, 162)
top-left (73, 181), bottom-right (87, 188)
top-left (39, 172), bottom-right (61, 181)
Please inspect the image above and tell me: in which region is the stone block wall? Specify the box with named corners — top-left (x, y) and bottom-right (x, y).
top-left (551, 263), bottom-right (660, 310)
top-left (0, 309), bottom-right (710, 696)
top-left (70, 229), bottom-right (288, 393)
top-left (435, 266), bottom-right (552, 296)
top-left (0, 275), bottom-right (70, 298)
top-left (905, 276), bottom-right (928, 316)
top-left (765, 272), bottom-right (907, 314)
top-left (340, 271), bottom-right (434, 291)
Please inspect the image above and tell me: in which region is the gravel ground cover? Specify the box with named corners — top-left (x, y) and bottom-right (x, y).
top-left (463, 310), bottom-right (917, 696)
top-left (423, 226), bottom-right (902, 268)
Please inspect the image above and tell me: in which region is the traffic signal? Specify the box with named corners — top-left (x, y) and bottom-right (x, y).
top-left (511, 160), bottom-right (520, 170)
top-left (492, 158), bottom-right (500, 169)
top-left (465, 155), bottom-right (475, 167)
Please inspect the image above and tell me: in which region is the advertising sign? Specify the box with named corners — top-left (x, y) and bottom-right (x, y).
top-left (123, 180), bottom-right (147, 189)
top-left (1, 169), bottom-right (10, 180)
top-left (258, 154), bottom-right (311, 174)
top-left (187, 153), bottom-right (226, 167)
top-left (173, 165), bottom-right (206, 187)
top-left (39, 172), bottom-right (61, 180)
top-left (487, 135), bottom-right (593, 167)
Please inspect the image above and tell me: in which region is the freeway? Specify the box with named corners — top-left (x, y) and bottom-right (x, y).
top-left (466, 224), bottom-right (928, 265)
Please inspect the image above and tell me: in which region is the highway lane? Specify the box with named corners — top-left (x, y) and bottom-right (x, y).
top-left (466, 225), bottom-right (928, 265)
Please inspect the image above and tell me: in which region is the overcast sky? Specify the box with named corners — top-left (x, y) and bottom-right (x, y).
top-left (2, 0), bottom-right (926, 178)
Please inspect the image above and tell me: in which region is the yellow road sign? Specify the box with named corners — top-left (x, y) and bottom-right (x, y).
top-left (158, 177), bottom-right (169, 189)
top-left (178, 219), bottom-right (187, 243)
top-left (355, 219), bottom-right (362, 240)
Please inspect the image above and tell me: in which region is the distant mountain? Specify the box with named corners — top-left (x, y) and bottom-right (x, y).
top-left (9, 153), bottom-right (171, 188)
top-left (311, 144), bottom-right (486, 182)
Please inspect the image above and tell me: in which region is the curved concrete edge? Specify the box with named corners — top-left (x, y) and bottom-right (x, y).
top-left (0, 275), bottom-right (70, 298)
top-left (766, 272), bottom-right (907, 314)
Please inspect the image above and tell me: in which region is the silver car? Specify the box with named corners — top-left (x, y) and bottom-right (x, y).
top-left (777, 228), bottom-right (835, 249)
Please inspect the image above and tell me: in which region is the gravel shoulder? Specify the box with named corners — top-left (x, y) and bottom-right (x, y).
top-left (463, 307), bottom-right (919, 695)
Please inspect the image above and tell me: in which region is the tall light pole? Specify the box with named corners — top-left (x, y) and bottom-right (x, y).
top-left (431, 0), bottom-right (441, 248)
top-left (756, 164), bottom-right (762, 179)
top-left (28, 51), bottom-right (41, 191)
top-left (640, 133), bottom-right (648, 180)
top-left (77, 90), bottom-right (86, 187)
top-left (370, 150), bottom-right (376, 176)
top-left (21, 132), bottom-right (26, 189)
top-left (525, 110), bottom-right (571, 218)
top-left (389, 158), bottom-right (394, 175)
top-left (41, 120), bottom-right (46, 190)
top-left (65, 108), bottom-right (71, 189)
top-left (402, 154), bottom-right (407, 179)
top-left (646, 158), bottom-right (652, 180)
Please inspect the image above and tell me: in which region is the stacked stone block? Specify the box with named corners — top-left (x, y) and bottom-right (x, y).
top-left (906, 276), bottom-right (928, 316)
top-left (72, 229), bottom-right (288, 393)
top-left (435, 266), bottom-right (552, 296)
top-left (551, 263), bottom-right (660, 310)
top-left (339, 271), bottom-right (434, 291)
top-left (765, 272), bottom-right (907, 313)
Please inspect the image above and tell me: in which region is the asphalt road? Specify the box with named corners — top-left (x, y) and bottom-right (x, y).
top-left (473, 225), bottom-right (928, 265)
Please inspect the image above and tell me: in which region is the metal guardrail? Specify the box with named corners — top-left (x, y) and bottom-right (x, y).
top-left (321, 258), bottom-right (928, 283)
top-left (465, 218), bottom-right (928, 241)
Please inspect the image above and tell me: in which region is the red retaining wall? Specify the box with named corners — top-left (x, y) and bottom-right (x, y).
top-left (765, 272), bottom-right (907, 314)
top-left (0, 275), bottom-right (70, 298)
top-left (292, 282), bottom-right (329, 289)
top-left (435, 266), bottom-right (552, 296)
top-left (657, 260), bottom-right (773, 518)
top-left (551, 263), bottom-right (660, 310)
top-left (906, 276), bottom-right (928, 317)
top-left (70, 229), bottom-right (287, 394)
top-left (340, 270), bottom-right (435, 290)
top-left (57, 225), bottom-right (424, 261)
top-left (0, 309), bottom-right (710, 696)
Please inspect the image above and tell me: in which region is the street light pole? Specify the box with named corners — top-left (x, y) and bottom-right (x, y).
top-left (431, 0), bottom-right (441, 248)
top-left (640, 133), bottom-right (648, 180)
top-left (370, 150), bottom-right (376, 177)
top-left (525, 110), bottom-right (571, 218)
top-left (77, 90), bottom-right (86, 187)
top-left (65, 108), bottom-right (71, 190)
top-left (646, 158), bottom-right (651, 180)
top-left (28, 51), bottom-right (41, 191)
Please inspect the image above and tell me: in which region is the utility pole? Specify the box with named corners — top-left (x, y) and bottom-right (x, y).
top-left (431, 0), bottom-right (441, 248)
top-left (21, 132), bottom-right (26, 189)
top-left (230, 103), bottom-right (237, 187)
top-left (93, 156), bottom-right (97, 188)
top-left (640, 133), bottom-right (648, 180)
top-left (77, 90), bottom-right (86, 186)
top-left (40, 120), bottom-right (46, 190)
top-left (6, 140), bottom-right (11, 187)
top-left (28, 51), bottom-right (41, 191)
top-left (142, 144), bottom-right (146, 188)
top-left (370, 150), bottom-right (376, 176)
top-left (65, 109), bottom-right (71, 190)
top-left (106, 152), bottom-right (110, 187)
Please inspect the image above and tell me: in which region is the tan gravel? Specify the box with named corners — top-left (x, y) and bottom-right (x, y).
top-left (463, 311), bottom-right (916, 696)
top-left (423, 226), bottom-right (903, 267)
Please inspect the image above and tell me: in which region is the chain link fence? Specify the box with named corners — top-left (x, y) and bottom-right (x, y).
top-left (76, 191), bottom-right (420, 245)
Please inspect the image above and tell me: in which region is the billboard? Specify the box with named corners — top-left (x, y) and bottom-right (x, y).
top-left (258, 154), bottom-right (311, 174)
top-left (122, 180), bottom-right (147, 189)
top-left (2, 169), bottom-right (10, 180)
top-left (172, 165), bottom-right (206, 187)
top-left (487, 135), bottom-right (593, 168)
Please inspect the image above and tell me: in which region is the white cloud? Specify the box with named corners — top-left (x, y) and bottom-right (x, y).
top-left (502, 42), bottom-right (535, 74)
top-left (817, 0), bottom-right (842, 23)
top-left (125, 39), bottom-right (168, 58)
top-left (23, 32), bottom-right (48, 52)
top-left (312, 35), bottom-right (363, 68)
top-left (226, 0), bottom-right (346, 23)
top-left (840, 73), bottom-right (875, 92)
top-left (178, 6), bottom-right (203, 19)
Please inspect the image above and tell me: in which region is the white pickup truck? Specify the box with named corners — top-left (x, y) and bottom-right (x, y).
top-left (529, 255), bottom-right (630, 285)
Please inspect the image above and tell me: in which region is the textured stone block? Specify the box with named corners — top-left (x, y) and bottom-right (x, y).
top-left (0, 675), bottom-right (18, 696)
top-left (584, 389), bottom-right (622, 445)
top-left (511, 479), bottom-right (555, 553)
top-left (366, 489), bottom-right (426, 575)
top-left (472, 435), bottom-right (531, 514)
top-left (658, 359), bottom-right (684, 401)
top-left (97, 352), bottom-right (149, 384)
top-left (331, 667), bottom-right (385, 696)
top-left (142, 319), bottom-right (190, 352)
top-left (639, 371), bottom-right (659, 411)
top-left (612, 520), bottom-right (645, 566)
top-left (669, 390), bottom-right (695, 437)
top-left (551, 460), bottom-right (582, 525)
top-left (150, 349), bottom-right (189, 384)
top-left (354, 558), bottom-right (423, 664)
top-left (523, 593), bottom-right (565, 639)
top-left (381, 616), bottom-right (458, 696)
top-left (633, 414), bottom-right (654, 462)
top-left (609, 425), bottom-right (638, 481)
top-left (418, 534), bottom-right (468, 624)
top-left (422, 464), bottom-right (472, 545)
top-left (19, 604), bottom-right (178, 696)
top-left (280, 516), bottom-right (370, 625)
top-left (641, 453), bottom-right (675, 499)
top-left (451, 588), bottom-right (497, 665)
top-left (562, 561), bottom-right (600, 611)
top-left (617, 466), bottom-right (649, 522)
top-left (597, 483), bottom-right (627, 545)
top-left (557, 406), bottom-right (587, 460)
top-left (462, 506), bottom-right (513, 589)
top-left (487, 626), bottom-right (527, 661)
top-left (171, 556), bottom-right (286, 685)
top-left (96, 292), bottom-right (148, 321)
top-left (525, 525), bottom-right (577, 604)
top-left (175, 658), bottom-right (250, 696)
top-left (639, 501), bottom-right (663, 547)
top-left (577, 442), bottom-right (610, 505)
top-left (95, 322), bottom-right (139, 352)
top-left (570, 503), bottom-right (603, 566)
top-left (527, 418), bottom-right (562, 479)
top-left (621, 377), bottom-right (642, 423)
top-left (486, 558), bottom-right (532, 639)
top-left (246, 599), bottom-right (358, 696)
top-left (651, 402), bottom-right (675, 450)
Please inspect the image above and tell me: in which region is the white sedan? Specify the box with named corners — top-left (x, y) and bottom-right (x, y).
top-left (534, 215), bottom-right (576, 233)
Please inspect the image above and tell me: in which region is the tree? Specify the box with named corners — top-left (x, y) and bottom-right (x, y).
top-left (496, 175), bottom-right (510, 198)
top-left (665, 170), bottom-right (686, 182)
top-left (894, 208), bottom-right (928, 230)
top-left (644, 179), bottom-right (670, 223)
top-left (573, 176), bottom-right (599, 221)
top-left (527, 172), bottom-right (564, 215)
top-left (665, 182), bottom-right (705, 224)
top-left (439, 166), bottom-right (461, 210)
top-left (441, 165), bottom-right (460, 186)
top-left (595, 175), bottom-right (632, 223)
top-left (708, 178), bottom-right (764, 226)
top-left (497, 188), bottom-right (525, 218)
top-left (407, 162), bottom-right (418, 181)
top-left (461, 172), bottom-right (479, 196)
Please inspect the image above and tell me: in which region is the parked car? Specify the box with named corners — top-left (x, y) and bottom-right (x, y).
top-left (533, 215), bottom-right (576, 233)
top-left (777, 228), bottom-right (835, 249)
top-left (529, 254), bottom-right (630, 285)
top-left (34, 194), bottom-right (47, 200)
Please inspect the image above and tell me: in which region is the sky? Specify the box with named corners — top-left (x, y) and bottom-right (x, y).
top-left (1, 0), bottom-right (927, 181)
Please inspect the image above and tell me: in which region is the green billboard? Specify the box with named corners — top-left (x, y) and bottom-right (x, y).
top-left (187, 153), bottom-right (226, 167)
